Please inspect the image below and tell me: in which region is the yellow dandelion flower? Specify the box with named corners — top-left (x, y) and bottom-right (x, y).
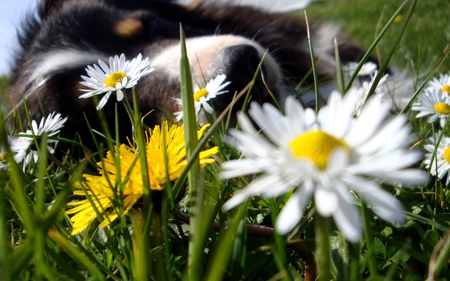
top-left (66, 121), bottom-right (218, 235)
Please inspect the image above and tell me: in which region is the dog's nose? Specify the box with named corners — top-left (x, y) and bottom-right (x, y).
top-left (207, 44), bottom-right (273, 116)
top-left (222, 44), bottom-right (263, 83)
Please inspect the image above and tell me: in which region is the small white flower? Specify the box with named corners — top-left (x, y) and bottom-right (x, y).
top-left (221, 90), bottom-right (426, 242)
top-left (353, 71), bottom-right (389, 116)
top-left (175, 74), bottom-right (231, 121)
top-left (412, 87), bottom-right (450, 127)
top-left (346, 61), bottom-right (378, 77)
top-left (0, 137), bottom-right (12, 170)
top-left (79, 54), bottom-right (154, 110)
top-left (11, 112), bottom-right (67, 171)
top-left (428, 73), bottom-right (450, 94)
top-left (423, 132), bottom-right (450, 185)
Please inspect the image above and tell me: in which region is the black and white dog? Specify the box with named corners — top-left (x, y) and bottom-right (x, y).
top-left (7, 0), bottom-right (385, 143)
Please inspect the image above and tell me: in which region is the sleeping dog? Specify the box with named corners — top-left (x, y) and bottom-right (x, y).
top-left (7, 0), bottom-right (376, 144)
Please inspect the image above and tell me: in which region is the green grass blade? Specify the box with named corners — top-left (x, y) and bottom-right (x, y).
top-left (304, 11), bottom-right (320, 113)
top-left (345, 0), bottom-right (410, 92)
top-left (205, 200), bottom-right (250, 281)
top-left (334, 38), bottom-right (346, 95)
top-left (47, 230), bottom-right (106, 280)
top-left (367, 0), bottom-right (417, 100)
top-left (179, 25), bottom-right (204, 281)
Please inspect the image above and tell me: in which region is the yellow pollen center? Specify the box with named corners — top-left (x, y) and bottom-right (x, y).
top-left (442, 85), bottom-right (450, 94)
top-left (0, 152), bottom-right (6, 161)
top-left (434, 102), bottom-right (450, 115)
top-left (289, 131), bottom-right (348, 170)
top-left (193, 88), bottom-right (209, 102)
top-left (444, 147), bottom-right (450, 163)
top-left (105, 71), bottom-right (127, 87)
top-left (394, 15), bottom-right (403, 23)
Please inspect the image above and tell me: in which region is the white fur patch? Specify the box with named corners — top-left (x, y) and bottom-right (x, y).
top-left (30, 49), bottom-right (108, 81)
top-left (176, 0), bottom-right (312, 13)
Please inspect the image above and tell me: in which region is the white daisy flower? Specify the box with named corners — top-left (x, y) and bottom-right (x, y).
top-left (11, 112), bottom-right (67, 171)
top-left (221, 90), bottom-right (426, 242)
top-left (353, 71), bottom-right (389, 116)
top-left (423, 132), bottom-right (450, 185)
top-left (428, 73), bottom-right (450, 94)
top-left (175, 74), bottom-right (231, 121)
top-left (79, 53), bottom-right (154, 110)
top-left (346, 61), bottom-right (378, 77)
top-left (411, 87), bottom-right (450, 127)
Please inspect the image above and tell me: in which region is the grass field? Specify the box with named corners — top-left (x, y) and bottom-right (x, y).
top-left (1, 0), bottom-right (450, 280)
top-left (305, 0), bottom-right (450, 75)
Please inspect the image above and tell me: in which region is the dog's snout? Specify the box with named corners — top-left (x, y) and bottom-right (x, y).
top-left (223, 44), bottom-right (262, 79)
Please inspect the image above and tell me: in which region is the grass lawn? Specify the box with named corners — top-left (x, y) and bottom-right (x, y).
top-left (305, 0), bottom-right (450, 75)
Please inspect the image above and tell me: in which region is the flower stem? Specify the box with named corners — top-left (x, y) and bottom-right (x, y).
top-left (361, 202), bottom-right (377, 277)
top-left (315, 214), bottom-right (331, 281)
top-left (121, 95), bottom-right (136, 137)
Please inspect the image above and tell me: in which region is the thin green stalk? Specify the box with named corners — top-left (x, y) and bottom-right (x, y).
top-left (171, 81), bottom-right (252, 200)
top-left (161, 130), bottom-right (174, 281)
top-left (315, 214), bottom-right (332, 281)
top-left (304, 11), bottom-right (320, 113)
top-left (349, 242), bottom-right (360, 281)
top-left (368, 0), bottom-right (417, 100)
top-left (122, 95), bottom-right (136, 137)
top-left (361, 202), bottom-right (377, 277)
top-left (205, 200), bottom-right (250, 281)
top-left (241, 51), bottom-right (267, 113)
top-left (334, 38), bottom-right (345, 95)
top-left (179, 26), bottom-right (203, 281)
top-left (427, 228), bottom-right (450, 280)
top-left (3, 78), bottom-right (48, 121)
top-left (47, 230), bottom-right (106, 280)
top-left (399, 46), bottom-right (450, 114)
top-left (34, 134), bottom-right (50, 281)
top-left (345, 0), bottom-right (410, 92)
top-left (269, 200), bottom-right (292, 281)
top-left (132, 91), bottom-right (153, 228)
top-left (0, 177), bottom-right (9, 281)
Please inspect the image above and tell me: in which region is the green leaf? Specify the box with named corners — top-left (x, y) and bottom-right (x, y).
top-left (330, 231), bottom-right (350, 281)
top-left (420, 229), bottom-right (441, 257)
top-left (372, 238), bottom-right (386, 259)
top-left (386, 237), bottom-right (410, 263)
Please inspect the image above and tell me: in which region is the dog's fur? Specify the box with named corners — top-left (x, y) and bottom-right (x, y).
top-left (7, 0), bottom-right (373, 144)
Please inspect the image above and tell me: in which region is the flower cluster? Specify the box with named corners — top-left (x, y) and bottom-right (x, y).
top-left (66, 121), bottom-right (218, 235)
top-left (221, 90), bottom-right (426, 241)
top-left (413, 73), bottom-right (450, 184)
top-left (5, 112), bottom-right (67, 171)
top-left (412, 73), bottom-right (450, 128)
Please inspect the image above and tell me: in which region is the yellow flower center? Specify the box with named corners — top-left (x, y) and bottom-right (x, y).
top-left (0, 152), bottom-right (6, 161)
top-left (289, 131), bottom-right (348, 170)
top-left (394, 15), bottom-right (403, 23)
top-left (194, 88), bottom-right (209, 102)
top-left (442, 85), bottom-right (450, 94)
top-left (434, 102), bottom-right (450, 115)
top-left (105, 71), bottom-right (127, 87)
top-left (444, 147), bottom-right (450, 163)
